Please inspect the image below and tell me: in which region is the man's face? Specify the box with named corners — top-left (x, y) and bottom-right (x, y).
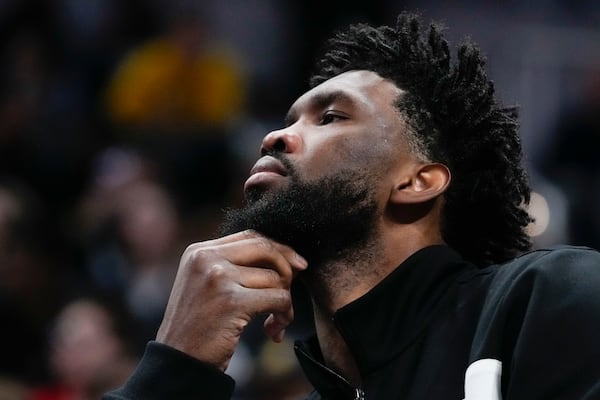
top-left (221, 70), bottom-right (412, 266)
top-left (245, 70), bottom-right (408, 194)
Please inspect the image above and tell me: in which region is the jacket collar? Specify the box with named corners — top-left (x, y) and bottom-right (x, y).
top-left (295, 245), bottom-right (475, 397)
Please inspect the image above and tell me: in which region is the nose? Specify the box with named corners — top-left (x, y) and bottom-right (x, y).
top-left (260, 127), bottom-right (302, 156)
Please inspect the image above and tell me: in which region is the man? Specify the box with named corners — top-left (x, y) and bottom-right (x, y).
top-left (104, 12), bottom-right (600, 399)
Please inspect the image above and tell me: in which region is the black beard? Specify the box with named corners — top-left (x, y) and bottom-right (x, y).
top-left (219, 164), bottom-right (379, 269)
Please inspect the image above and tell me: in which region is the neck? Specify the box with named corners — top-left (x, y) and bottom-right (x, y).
top-left (301, 236), bottom-right (384, 313)
top-left (299, 236), bottom-right (385, 385)
top-left (313, 304), bottom-right (362, 386)
top-left (299, 223), bottom-right (445, 384)
top-left (301, 228), bottom-right (433, 313)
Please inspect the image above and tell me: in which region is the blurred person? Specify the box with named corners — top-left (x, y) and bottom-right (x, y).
top-left (113, 178), bottom-right (182, 332)
top-left (31, 298), bottom-right (138, 400)
top-left (103, 4), bottom-right (244, 206)
top-left (77, 148), bottom-right (185, 340)
top-left (0, 31), bottom-right (49, 190)
top-left (0, 1), bottom-right (162, 218)
top-left (104, 7), bottom-right (244, 130)
top-left (0, 378), bottom-right (28, 400)
top-left (105, 12), bottom-right (600, 399)
top-left (0, 24), bottom-right (97, 206)
top-left (76, 147), bottom-right (151, 231)
top-left (0, 181), bottom-right (61, 384)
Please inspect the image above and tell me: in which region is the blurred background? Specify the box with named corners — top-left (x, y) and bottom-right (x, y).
top-left (0, 1), bottom-right (599, 399)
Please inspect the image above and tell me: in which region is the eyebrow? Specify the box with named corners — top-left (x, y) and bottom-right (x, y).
top-left (284, 90), bottom-right (357, 126)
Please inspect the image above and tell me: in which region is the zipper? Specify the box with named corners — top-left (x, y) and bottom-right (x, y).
top-left (331, 315), bottom-right (365, 400)
top-left (353, 388), bottom-right (365, 400)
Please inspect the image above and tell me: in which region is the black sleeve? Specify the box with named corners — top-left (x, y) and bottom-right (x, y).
top-left (102, 341), bottom-right (235, 400)
top-left (503, 247), bottom-right (600, 399)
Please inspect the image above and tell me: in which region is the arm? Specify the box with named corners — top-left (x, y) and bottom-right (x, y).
top-left (102, 342), bottom-right (235, 400)
top-left (104, 230), bottom-right (307, 399)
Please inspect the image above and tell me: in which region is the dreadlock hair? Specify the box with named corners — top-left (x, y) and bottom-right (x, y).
top-left (309, 12), bottom-right (533, 266)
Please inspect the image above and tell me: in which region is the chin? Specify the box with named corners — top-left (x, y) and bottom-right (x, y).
top-left (244, 182), bottom-right (286, 204)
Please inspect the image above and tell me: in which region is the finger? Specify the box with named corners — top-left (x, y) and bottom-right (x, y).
top-left (192, 230), bottom-right (308, 271)
top-left (224, 240), bottom-right (293, 284)
top-left (235, 231), bottom-right (308, 272)
top-left (218, 237), bottom-right (306, 283)
top-left (186, 230), bottom-right (256, 248)
top-left (264, 312), bottom-right (291, 343)
top-left (239, 287), bottom-right (293, 325)
top-left (236, 266), bottom-right (285, 289)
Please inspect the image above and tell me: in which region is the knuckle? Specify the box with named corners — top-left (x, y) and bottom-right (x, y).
top-left (241, 229), bottom-right (257, 239)
top-left (267, 269), bottom-right (282, 285)
top-left (185, 248), bottom-right (210, 269)
top-left (204, 263), bottom-right (229, 284)
top-left (204, 265), bottom-right (238, 300)
top-left (185, 248), bottom-right (231, 287)
top-left (275, 260), bottom-right (293, 283)
top-left (276, 290), bottom-right (292, 309)
top-left (255, 236), bottom-right (274, 252)
top-left (183, 243), bottom-right (196, 254)
top-left (181, 244), bottom-right (198, 263)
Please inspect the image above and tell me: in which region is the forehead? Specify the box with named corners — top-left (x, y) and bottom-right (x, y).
top-left (290, 70), bottom-right (404, 116)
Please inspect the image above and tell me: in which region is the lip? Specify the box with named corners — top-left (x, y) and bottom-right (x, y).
top-left (244, 156), bottom-right (288, 191)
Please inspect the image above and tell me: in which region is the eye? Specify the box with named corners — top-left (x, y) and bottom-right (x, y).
top-left (319, 111), bottom-right (346, 125)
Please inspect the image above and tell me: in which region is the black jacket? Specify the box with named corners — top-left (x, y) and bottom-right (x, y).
top-left (104, 245), bottom-right (600, 399)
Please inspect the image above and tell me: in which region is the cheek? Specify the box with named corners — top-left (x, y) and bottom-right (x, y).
top-left (297, 123), bottom-right (401, 181)
top-left (343, 136), bottom-right (397, 174)
top-left (299, 137), bottom-right (353, 179)
top-left (302, 139), bottom-right (390, 182)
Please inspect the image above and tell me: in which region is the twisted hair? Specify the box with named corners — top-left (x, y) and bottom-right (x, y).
top-left (310, 12), bottom-right (533, 266)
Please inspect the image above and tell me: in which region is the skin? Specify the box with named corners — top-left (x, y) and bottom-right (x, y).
top-left (156, 70), bottom-right (451, 383)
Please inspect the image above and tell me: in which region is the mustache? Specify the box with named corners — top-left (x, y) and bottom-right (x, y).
top-left (244, 150), bottom-right (299, 204)
top-left (263, 150), bottom-right (297, 178)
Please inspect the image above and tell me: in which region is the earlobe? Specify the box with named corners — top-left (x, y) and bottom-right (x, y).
top-left (390, 163), bottom-right (451, 205)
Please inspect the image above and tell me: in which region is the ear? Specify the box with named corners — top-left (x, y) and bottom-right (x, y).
top-left (390, 163), bottom-right (451, 205)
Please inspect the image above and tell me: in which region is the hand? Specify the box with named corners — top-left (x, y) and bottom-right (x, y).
top-left (155, 230), bottom-right (308, 371)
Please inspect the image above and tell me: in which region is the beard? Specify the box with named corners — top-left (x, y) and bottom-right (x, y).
top-left (219, 156), bottom-right (380, 270)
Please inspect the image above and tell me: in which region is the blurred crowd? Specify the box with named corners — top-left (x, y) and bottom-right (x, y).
top-left (0, 1), bottom-right (599, 399)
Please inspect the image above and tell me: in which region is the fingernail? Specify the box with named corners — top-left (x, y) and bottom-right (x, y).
top-left (295, 253), bottom-right (308, 269)
top-left (275, 329), bottom-right (285, 342)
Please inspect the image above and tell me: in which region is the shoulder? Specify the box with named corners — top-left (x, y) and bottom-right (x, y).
top-left (486, 245), bottom-right (600, 298)
top-left (470, 245), bottom-right (600, 357)
top-left (469, 246), bottom-right (600, 399)
top-left (473, 245), bottom-right (600, 335)
top-left (506, 244), bottom-right (600, 268)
